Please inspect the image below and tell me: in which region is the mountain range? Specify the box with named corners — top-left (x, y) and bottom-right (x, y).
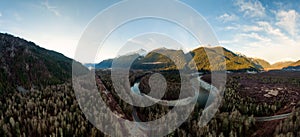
top-left (91, 46), bottom-right (300, 72)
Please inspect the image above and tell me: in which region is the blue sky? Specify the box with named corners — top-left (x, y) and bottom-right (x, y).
top-left (0, 0), bottom-right (299, 64)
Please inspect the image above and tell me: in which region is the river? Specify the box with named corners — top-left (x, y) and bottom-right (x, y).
top-left (130, 75), bottom-right (213, 107)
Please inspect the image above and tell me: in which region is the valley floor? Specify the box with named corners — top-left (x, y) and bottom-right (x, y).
top-left (0, 70), bottom-right (300, 137)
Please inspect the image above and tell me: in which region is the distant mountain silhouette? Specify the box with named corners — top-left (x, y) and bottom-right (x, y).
top-left (266, 61), bottom-right (294, 70)
top-left (250, 58), bottom-right (271, 69)
top-left (95, 59), bottom-right (113, 69)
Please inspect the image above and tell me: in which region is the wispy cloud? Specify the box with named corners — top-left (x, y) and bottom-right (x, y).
top-left (223, 24), bottom-right (264, 32)
top-left (220, 39), bottom-right (239, 45)
top-left (41, 0), bottom-right (61, 17)
top-left (217, 13), bottom-right (239, 22)
top-left (0, 12), bottom-right (2, 17)
top-left (240, 32), bottom-right (271, 42)
top-left (275, 10), bottom-right (299, 36)
top-left (242, 25), bottom-right (263, 32)
top-left (235, 0), bottom-right (265, 18)
top-left (224, 26), bottom-right (239, 30)
top-left (256, 21), bottom-right (286, 37)
top-left (220, 19), bottom-right (299, 63)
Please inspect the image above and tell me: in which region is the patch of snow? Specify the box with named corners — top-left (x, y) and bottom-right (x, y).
top-left (265, 89), bottom-right (279, 96)
top-left (142, 62), bottom-right (164, 65)
top-left (269, 90), bottom-right (278, 96)
top-left (247, 70), bottom-right (257, 74)
top-left (264, 94), bottom-right (272, 98)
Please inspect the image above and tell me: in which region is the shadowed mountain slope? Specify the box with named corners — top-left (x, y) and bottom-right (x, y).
top-left (0, 33), bottom-right (84, 93)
